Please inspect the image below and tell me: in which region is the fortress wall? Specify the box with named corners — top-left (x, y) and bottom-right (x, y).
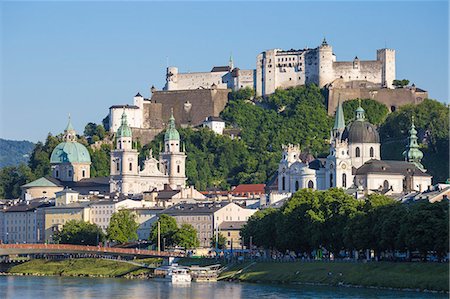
top-left (332, 61), bottom-right (382, 83)
top-left (327, 86), bottom-right (428, 115)
top-left (171, 72), bottom-right (228, 90)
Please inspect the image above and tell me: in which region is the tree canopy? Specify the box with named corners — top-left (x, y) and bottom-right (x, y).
top-left (54, 220), bottom-right (105, 246)
top-left (106, 210), bottom-right (139, 244)
top-left (149, 214), bottom-right (178, 247)
top-left (241, 189), bottom-right (449, 259)
top-left (342, 98), bottom-right (389, 125)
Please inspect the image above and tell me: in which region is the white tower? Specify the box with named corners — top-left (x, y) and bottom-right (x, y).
top-left (159, 110), bottom-right (187, 189)
top-left (110, 112), bottom-right (139, 195)
top-left (326, 100), bottom-right (353, 189)
top-left (277, 144), bottom-right (301, 192)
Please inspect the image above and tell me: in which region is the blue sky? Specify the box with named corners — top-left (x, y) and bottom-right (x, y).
top-left (1, 1), bottom-right (448, 142)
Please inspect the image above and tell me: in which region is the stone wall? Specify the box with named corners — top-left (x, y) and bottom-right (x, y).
top-left (326, 79), bottom-right (428, 115)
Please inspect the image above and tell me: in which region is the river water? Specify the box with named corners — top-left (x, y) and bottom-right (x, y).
top-left (0, 276), bottom-right (446, 299)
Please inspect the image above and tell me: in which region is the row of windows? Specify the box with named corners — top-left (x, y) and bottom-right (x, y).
top-left (281, 177), bottom-right (314, 191)
top-left (355, 147), bottom-right (375, 158)
top-left (4, 226), bottom-right (36, 232)
top-left (55, 169), bottom-right (86, 178)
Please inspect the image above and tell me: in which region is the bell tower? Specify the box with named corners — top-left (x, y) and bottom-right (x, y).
top-left (159, 109), bottom-right (187, 189)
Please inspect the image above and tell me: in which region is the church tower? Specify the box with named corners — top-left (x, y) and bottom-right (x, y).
top-left (159, 110), bottom-right (187, 189)
top-left (326, 100), bottom-right (353, 189)
top-left (402, 117), bottom-right (425, 171)
top-left (110, 112), bottom-right (139, 195)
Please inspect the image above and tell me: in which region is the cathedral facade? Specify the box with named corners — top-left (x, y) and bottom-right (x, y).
top-left (278, 102), bottom-right (432, 196)
top-left (110, 111), bottom-right (186, 195)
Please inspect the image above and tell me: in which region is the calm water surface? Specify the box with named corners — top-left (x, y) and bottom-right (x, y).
top-left (0, 276), bottom-right (446, 299)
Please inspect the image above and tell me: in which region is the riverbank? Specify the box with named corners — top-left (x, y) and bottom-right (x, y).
top-left (1, 258), bottom-right (161, 279)
top-left (219, 261), bottom-right (449, 292)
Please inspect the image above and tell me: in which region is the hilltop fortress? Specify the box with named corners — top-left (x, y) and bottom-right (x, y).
top-left (165, 39), bottom-right (395, 96)
top-left (109, 39), bottom-right (427, 142)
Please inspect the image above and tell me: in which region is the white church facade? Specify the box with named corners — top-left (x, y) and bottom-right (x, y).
top-left (277, 101), bottom-right (432, 196)
top-left (110, 110), bottom-right (187, 195)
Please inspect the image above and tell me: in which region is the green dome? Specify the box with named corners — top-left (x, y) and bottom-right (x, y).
top-left (117, 112), bottom-right (132, 138)
top-left (50, 141), bottom-right (91, 164)
top-left (164, 111), bottom-right (180, 141)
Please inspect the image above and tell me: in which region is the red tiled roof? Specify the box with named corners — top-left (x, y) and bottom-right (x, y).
top-left (231, 184), bottom-right (266, 194)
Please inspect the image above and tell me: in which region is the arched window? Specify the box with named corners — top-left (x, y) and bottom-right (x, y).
top-left (282, 176), bottom-right (286, 191)
top-left (177, 165), bottom-right (180, 173)
top-left (355, 147), bottom-right (361, 157)
top-left (116, 162), bottom-right (120, 172)
top-left (383, 180), bottom-right (390, 190)
top-left (55, 170), bottom-right (59, 178)
top-left (295, 181), bottom-right (299, 191)
top-left (342, 173), bottom-right (347, 188)
top-left (68, 170), bottom-right (72, 177)
top-left (329, 173), bottom-right (333, 187)
top-left (308, 180), bottom-right (314, 189)
top-left (82, 170), bottom-right (86, 178)
top-left (129, 163), bottom-right (132, 171)
top-left (370, 147), bottom-right (374, 158)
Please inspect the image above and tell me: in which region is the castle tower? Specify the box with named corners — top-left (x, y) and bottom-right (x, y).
top-left (402, 117), bottom-right (425, 171)
top-left (318, 38), bottom-right (334, 87)
top-left (326, 103), bottom-right (353, 189)
top-left (159, 110), bottom-right (187, 189)
top-left (110, 112), bottom-right (139, 195)
top-left (50, 115), bottom-right (91, 182)
top-left (164, 67), bottom-right (178, 90)
top-left (377, 48), bottom-right (396, 88)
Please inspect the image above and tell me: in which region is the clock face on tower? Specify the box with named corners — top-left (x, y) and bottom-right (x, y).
top-left (341, 164), bottom-right (347, 170)
top-left (176, 160), bottom-right (181, 164)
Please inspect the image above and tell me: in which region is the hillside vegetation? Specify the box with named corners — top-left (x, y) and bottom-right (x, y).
top-left (0, 85), bottom-right (448, 198)
top-left (0, 139), bottom-right (35, 168)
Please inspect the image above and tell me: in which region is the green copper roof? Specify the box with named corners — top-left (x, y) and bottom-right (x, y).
top-left (402, 117), bottom-right (424, 170)
top-left (117, 111), bottom-right (132, 138)
top-left (355, 101), bottom-right (366, 121)
top-left (22, 177), bottom-right (62, 188)
top-left (50, 141), bottom-right (91, 164)
top-left (164, 109), bottom-right (180, 141)
top-left (333, 99), bottom-right (345, 131)
top-left (65, 114), bottom-right (75, 132)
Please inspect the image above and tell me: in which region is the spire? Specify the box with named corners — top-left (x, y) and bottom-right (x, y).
top-left (402, 116), bottom-right (425, 171)
top-left (117, 110), bottom-right (132, 138)
top-left (164, 108), bottom-right (180, 141)
top-left (355, 99), bottom-right (365, 121)
top-left (64, 114), bottom-right (76, 142)
top-left (65, 114), bottom-right (75, 132)
top-left (229, 53), bottom-right (234, 70)
top-left (333, 98), bottom-right (345, 131)
top-left (321, 37), bottom-right (328, 46)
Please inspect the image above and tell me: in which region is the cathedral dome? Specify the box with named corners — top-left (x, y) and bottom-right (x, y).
top-left (50, 116), bottom-right (91, 164)
top-left (50, 141), bottom-right (91, 164)
top-left (342, 121), bottom-right (380, 144)
top-left (342, 104), bottom-right (380, 144)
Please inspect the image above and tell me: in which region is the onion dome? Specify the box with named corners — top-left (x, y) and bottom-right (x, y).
top-left (117, 111), bottom-right (132, 138)
top-left (164, 109), bottom-right (180, 141)
top-left (50, 116), bottom-right (91, 164)
top-left (342, 104), bottom-right (380, 143)
top-left (402, 117), bottom-right (424, 171)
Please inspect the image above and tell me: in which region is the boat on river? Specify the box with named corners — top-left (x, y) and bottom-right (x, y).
top-left (153, 264), bottom-right (192, 283)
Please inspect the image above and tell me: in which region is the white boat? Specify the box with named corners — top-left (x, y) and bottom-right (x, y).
top-left (153, 264), bottom-right (191, 283)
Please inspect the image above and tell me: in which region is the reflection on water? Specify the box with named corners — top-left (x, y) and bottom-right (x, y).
top-left (0, 276), bottom-right (446, 299)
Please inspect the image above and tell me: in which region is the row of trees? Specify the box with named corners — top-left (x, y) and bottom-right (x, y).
top-left (55, 211), bottom-right (200, 250)
top-left (241, 189), bottom-right (449, 259)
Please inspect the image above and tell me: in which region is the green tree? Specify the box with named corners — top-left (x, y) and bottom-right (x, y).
top-left (0, 164), bottom-right (35, 199)
top-left (210, 233), bottom-right (227, 249)
top-left (106, 210), bottom-right (139, 244)
top-left (392, 79), bottom-right (410, 88)
top-left (342, 98), bottom-right (389, 125)
top-left (173, 224), bottom-right (199, 249)
top-left (380, 99), bottom-right (449, 183)
top-left (150, 214), bottom-right (179, 247)
top-left (89, 144), bottom-right (111, 177)
top-left (54, 220), bottom-right (105, 245)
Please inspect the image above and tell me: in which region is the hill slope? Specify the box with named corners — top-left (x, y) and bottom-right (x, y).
top-left (0, 138), bottom-right (35, 168)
